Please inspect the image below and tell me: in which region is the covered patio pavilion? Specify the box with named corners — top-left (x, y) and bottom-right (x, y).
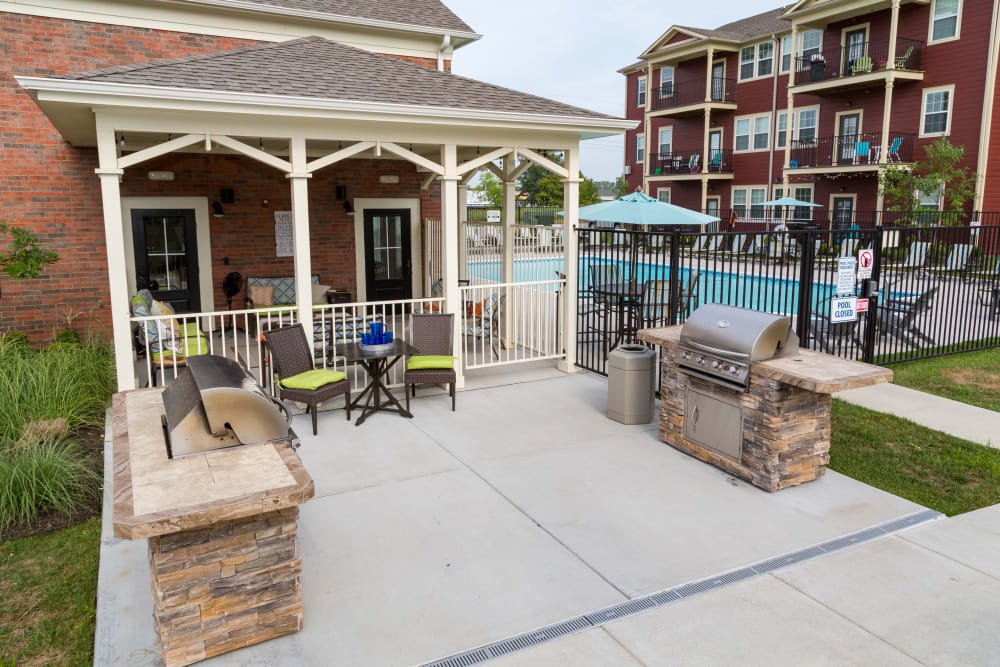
top-left (16, 36), bottom-right (635, 390)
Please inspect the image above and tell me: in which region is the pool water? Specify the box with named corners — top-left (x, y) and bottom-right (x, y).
top-left (466, 257), bottom-right (908, 316)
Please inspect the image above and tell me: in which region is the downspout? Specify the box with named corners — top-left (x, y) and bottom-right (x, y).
top-left (437, 35), bottom-right (451, 71)
top-left (767, 33), bottom-right (779, 197)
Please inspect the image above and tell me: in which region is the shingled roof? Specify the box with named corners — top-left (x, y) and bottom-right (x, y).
top-left (53, 37), bottom-right (616, 120)
top-left (188, 0), bottom-right (476, 34)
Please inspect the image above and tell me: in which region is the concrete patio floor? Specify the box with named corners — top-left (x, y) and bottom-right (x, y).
top-left (96, 362), bottom-right (934, 666)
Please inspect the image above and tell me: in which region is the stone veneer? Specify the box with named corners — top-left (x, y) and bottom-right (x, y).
top-left (659, 355), bottom-right (833, 492)
top-left (147, 507), bottom-right (303, 666)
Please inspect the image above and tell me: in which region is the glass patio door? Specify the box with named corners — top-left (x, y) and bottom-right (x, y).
top-left (832, 197), bottom-right (855, 231)
top-left (711, 62), bottom-right (725, 101)
top-left (838, 113), bottom-right (861, 164)
top-left (131, 209), bottom-right (199, 312)
top-left (364, 209), bottom-right (412, 302)
top-left (844, 27), bottom-right (868, 73)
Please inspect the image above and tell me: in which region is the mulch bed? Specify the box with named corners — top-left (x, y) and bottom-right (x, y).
top-left (0, 426), bottom-right (105, 543)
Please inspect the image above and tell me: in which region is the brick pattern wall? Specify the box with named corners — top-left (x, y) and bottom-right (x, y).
top-left (0, 11), bottom-right (444, 342)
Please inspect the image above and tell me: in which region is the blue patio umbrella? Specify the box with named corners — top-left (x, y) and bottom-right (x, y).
top-left (568, 192), bottom-right (721, 227)
top-left (762, 196), bottom-right (822, 227)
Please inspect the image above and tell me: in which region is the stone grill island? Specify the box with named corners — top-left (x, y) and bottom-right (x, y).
top-left (111, 389), bottom-right (314, 666)
top-left (638, 326), bottom-right (892, 492)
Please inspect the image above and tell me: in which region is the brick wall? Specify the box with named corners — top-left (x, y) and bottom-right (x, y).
top-left (0, 11), bottom-right (444, 342)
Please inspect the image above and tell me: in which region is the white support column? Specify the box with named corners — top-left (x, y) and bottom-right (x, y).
top-left (458, 182), bottom-right (469, 281)
top-left (783, 25), bottom-right (799, 193)
top-left (95, 117), bottom-right (135, 391)
top-left (441, 143), bottom-right (465, 388)
top-left (887, 0), bottom-right (901, 70)
top-left (558, 145), bottom-right (582, 375)
top-left (702, 107), bottom-right (711, 176)
top-left (288, 136), bottom-right (314, 333)
top-left (502, 154), bottom-right (517, 284)
top-left (879, 78), bottom-right (895, 167)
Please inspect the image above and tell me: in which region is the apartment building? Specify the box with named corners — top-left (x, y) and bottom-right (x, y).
top-left (620, 0), bottom-right (1000, 226)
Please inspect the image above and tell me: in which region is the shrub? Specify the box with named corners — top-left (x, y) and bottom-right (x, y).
top-left (0, 332), bottom-right (31, 355)
top-left (0, 343), bottom-right (115, 445)
top-left (0, 434), bottom-right (100, 531)
top-left (53, 329), bottom-right (80, 347)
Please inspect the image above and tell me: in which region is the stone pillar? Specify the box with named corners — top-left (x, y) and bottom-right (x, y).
top-left (558, 146), bottom-right (582, 374)
top-left (288, 136), bottom-right (313, 334)
top-left (441, 144), bottom-right (465, 388)
top-left (147, 508), bottom-right (304, 666)
top-left (95, 116), bottom-right (135, 391)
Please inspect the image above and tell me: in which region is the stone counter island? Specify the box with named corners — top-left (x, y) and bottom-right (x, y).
top-left (111, 389), bottom-right (314, 666)
top-left (638, 326), bottom-right (892, 492)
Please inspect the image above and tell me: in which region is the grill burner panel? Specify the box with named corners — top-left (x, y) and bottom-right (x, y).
top-left (161, 355), bottom-right (291, 458)
top-left (676, 305), bottom-right (799, 391)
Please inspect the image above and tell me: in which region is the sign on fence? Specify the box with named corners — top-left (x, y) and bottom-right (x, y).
top-left (486, 209), bottom-right (501, 223)
top-left (831, 296), bottom-right (858, 324)
top-left (858, 249), bottom-right (874, 280)
top-left (836, 257), bottom-right (856, 294)
top-left (856, 298), bottom-right (869, 313)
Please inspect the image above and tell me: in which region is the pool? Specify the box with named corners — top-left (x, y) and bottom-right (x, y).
top-left (466, 257), bottom-right (911, 316)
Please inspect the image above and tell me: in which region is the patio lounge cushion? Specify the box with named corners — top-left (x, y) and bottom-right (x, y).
top-left (406, 355), bottom-right (455, 370)
top-left (248, 275), bottom-right (320, 306)
top-left (248, 284), bottom-right (274, 307)
top-left (279, 368), bottom-right (347, 390)
top-left (151, 335), bottom-right (209, 362)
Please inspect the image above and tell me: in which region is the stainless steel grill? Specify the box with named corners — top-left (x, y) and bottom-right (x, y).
top-left (161, 355), bottom-right (291, 458)
top-left (675, 304), bottom-right (799, 391)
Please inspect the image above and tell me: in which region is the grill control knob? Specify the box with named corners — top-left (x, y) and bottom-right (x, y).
top-left (711, 361), bottom-right (719, 369)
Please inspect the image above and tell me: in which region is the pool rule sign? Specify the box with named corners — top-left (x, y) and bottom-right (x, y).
top-left (831, 256), bottom-right (858, 324)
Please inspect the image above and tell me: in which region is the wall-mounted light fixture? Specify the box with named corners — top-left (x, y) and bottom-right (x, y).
top-left (148, 171), bottom-right (174, 181)
top-left (212, 201), bottom-right (225, 217)
top-left (343, 200), bottom-right (355, 214)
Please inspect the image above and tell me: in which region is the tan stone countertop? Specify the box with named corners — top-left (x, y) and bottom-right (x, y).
top-left (638, 326), bottom-right (893, 394)
top-left (112, 389), bottom-right (314, 540)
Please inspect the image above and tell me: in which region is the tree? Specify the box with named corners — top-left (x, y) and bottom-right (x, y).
top-left (472, 171), bottom-right (503, 208)
top-left (879, 138), bottom-right (978, 216)
top-left (516, 154), bottom-right (603, 207)
top-left (613, 176), bottom-right (628, 198)
top-left (0, 222), bottom-right (59, 299)
top-left (579, 178), bottom-right (602, 206)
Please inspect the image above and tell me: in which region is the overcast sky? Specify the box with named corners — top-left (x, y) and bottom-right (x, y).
top-left (447, 0), bottom-right (781, 181)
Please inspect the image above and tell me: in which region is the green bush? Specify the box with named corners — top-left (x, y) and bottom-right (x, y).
top-left (0, 435), bottom-right (100, 531)
top-left (53, 329), bottom-right (80, 347)
top-left (0, 343), bottom-right (115, 445)
top-left (0, 332), bottom-right (31, 355)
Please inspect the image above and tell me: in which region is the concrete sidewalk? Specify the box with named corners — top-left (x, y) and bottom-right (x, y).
top-left (836, 382), bottom-right (1000, 448)
top-left (501, 503), bottom-right (1000, 666)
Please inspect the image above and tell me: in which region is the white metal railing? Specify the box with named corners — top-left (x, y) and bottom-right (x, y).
top-left (424, 218), bottom-right (443, 293)
top-left (463, 223), bottom-right (565, 286)
top-left (459, 279), bottom-right (565, 370)
top-left (130, 297), bottom-right (445, 391)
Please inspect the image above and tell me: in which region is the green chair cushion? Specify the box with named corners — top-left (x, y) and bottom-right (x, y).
top-left (151, 335), bottom-right (209, 362)
top-left (279, 369), bottom-right (347, 390)
top-left (406, 355), bottom-right (456, 371)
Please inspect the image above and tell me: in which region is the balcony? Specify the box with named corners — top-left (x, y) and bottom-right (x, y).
top-left (649, 77), bottom-right (737, 116)
top-left (791, 37), bottom-right (924, 94)
top-left (649, 149), bottom-right (734, 179)
top-left (788, 131), bottom-right (915, 174)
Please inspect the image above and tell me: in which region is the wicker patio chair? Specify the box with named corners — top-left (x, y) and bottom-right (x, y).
top-left (405, 314), bottom-right (456, 412)
top-left (263, 323), bottom-right (350, 435)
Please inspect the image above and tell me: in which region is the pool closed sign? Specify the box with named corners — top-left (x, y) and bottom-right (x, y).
top-left (831, 296), bottom-right (858, 324)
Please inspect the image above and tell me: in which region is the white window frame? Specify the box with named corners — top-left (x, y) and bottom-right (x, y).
top-left (734, 113), bottom-right (771, 153)
top-left (635, 133), bottom-right (645, 163)
top-left (656, 187), bottom-right (671, 203)
top-left (795, 106), bottom-right (820, 142)
top-left (917, 186), bottom-right (943, 210)
top-left (799, 29), bottom-right (823, 60)
top-left (706, 195), bottom-right (721, 216)
top-left (776, 112), bottom-right (789, 149)
top-left (757, 40), bottom-right (774, 77)
top-left (791, 185), bottom-right (815, 220)
top-left (739, 41), bottom-right (776, 82)
top-left (732, 185), bottom-right (769, 220)
top-left (659, 66), bottom-right (675, 94)
top-left (637, 76), bottom-right (647, 107)
top-left (928, 0), bottom-right (962, 44)
top-left (753, 114), bottom-right (771, 150)
top-left (919, 85), bottom-right (954, 137)
top-left (658, 127), bottom-right (673, 157)
top-left (780, 34), bottom-right (793, 73)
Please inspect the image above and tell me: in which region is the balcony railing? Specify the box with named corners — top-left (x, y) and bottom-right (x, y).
top-left (649, 149), bottom-right (733, 175)
top-left (788, 131), bottom-right (915, 169)
top-left (793, 37), bottom-right (923, 86)
top-left (650, 77), bottom-right (736, 111)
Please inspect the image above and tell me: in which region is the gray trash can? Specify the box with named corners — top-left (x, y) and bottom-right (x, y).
top-left (607, 344), bottom-right (657, 425)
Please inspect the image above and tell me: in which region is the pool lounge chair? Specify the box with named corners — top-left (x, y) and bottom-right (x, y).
top-left (886, 136), bottom-right (904, 163)
top-left (876, 286), bottom-right (939, 348)
top-left (708, 151), bottom-right (724, 172)
top-left (931, 243), bottom-right (972, 274)
top-left (839, 238), bottom-right (860, 258)
top-left (885, 241), bottom-right (931, 273)
top-left (853, 141), bottom-right (871, 165)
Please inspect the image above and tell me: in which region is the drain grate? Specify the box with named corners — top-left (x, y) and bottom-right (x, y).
top-left (422, 509), bottom-right (942, 667)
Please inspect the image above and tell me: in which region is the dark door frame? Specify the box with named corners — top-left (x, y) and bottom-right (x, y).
top-left (130, 208), bottom-right (200, 312)
top-left (363, 208), bottom-right (413, 302)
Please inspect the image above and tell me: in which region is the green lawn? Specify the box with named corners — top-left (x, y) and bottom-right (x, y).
top-left (830, 400), bottom-right (1000, 516)
top-left (888, 347), bottom-right (1000, 413)
top-left (0, 518), bottom-right (100, 667)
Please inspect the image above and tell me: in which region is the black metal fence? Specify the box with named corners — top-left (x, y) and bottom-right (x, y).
top-left (576, 224), bottom-right (1000, 376)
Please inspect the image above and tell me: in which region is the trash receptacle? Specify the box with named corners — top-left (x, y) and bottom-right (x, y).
top-left (607, 344), bottom-right (656, 425)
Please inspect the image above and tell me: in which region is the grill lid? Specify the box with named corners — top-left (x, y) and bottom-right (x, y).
top-left (679, 304), bottom-right (798, 362)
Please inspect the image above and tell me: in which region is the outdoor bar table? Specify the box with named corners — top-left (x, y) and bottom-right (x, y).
top-left (593, 282), bottom-right (644, 350)
top-left (335, 339), bottom-right (418, 426)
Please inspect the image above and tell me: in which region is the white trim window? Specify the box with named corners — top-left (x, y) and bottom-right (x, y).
top-left (735, 117), bottom-right (752, 151)
top-left (799, 29), bottom-right (823, 60)
top-left (796, 108), bottom-right (818, 142)
top-left (637, 76), bottom-right (647, 107)
top-left (776, 112), bottom-right (789, 149)
top-left (635, 133), bottom-right (645, 163)
top-left (757, 41), bottom-right (774, 77)
top-left (920, 86), bottom-right (953, 136)
top-left (930, 0), bottom-right (961, 43)
top-left (733, 186), bottom-right (768, 219)
top-left (660, 66), bottom-right (674, 94)
top-left (658, 127), bottom-right (673, 156)
top-left (780, 34), bottom-right (794, 72)
top-left (917, 187), bottom-right (942, 211)
top-left (753, 115), bottom-right (771, 150)
top-left (656, 188), bottom-right (671, 203)
top-left (739, 45), bottom-right (756, 80)
top-left (792, 186), bottom-right (814, 220)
